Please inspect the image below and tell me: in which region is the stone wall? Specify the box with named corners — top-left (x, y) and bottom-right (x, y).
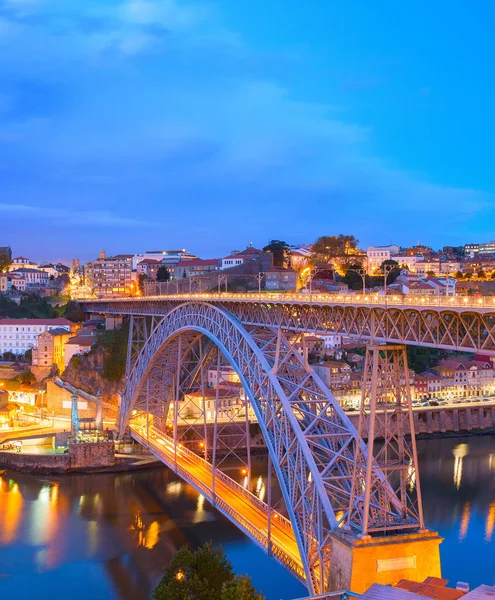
top-left (0, 441), bottom-right (115, 473)
top-left (346, 404), bottom-right (495, 437)
top-left (45, 379), bottom-right (96, 419)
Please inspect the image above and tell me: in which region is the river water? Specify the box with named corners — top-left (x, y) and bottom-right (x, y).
top-left (0, 436), bottom-right (494, 600)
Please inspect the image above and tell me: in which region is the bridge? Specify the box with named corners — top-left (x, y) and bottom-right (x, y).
top-left (81, 292), bottom-right (486, 595)
top-left (85, 291), bottom-right (495, 355)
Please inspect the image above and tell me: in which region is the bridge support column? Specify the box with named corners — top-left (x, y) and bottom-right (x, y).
top-left (105, 315), bottom-right (123, 330)
top-left (328, 529), bottom-right (443, 594)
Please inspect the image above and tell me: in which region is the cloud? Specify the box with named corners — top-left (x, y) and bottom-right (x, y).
top-left (0, 0), bottom-right (492, 259)
top-left (0, 203), bottom-right (156, 228)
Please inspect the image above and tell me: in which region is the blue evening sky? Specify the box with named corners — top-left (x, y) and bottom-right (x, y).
top-left (0, 0), bottom-right (494, 262)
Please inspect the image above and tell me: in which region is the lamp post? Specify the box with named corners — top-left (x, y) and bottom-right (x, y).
top-left (256, 272), bottom-right (265, 295)
top-left (347, 267), bottom-right (367, 295)
top-left (217, 274), bottom-right (228, 294)
top-left (383, 263), bottom-right (396, 298)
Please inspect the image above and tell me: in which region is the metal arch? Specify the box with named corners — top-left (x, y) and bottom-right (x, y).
top-left (119, 302), bottom-right (417, 595)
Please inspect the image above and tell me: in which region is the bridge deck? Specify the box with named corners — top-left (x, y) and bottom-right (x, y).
top-left (84, 291), bottom-right (495, 313)
top-left (130, 424), bottom-right (306, 583)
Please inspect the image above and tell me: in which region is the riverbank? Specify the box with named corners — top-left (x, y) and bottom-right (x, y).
top-left (0, 442), bottom-right (163, 474)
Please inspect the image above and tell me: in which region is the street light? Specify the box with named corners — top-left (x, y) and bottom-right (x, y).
top-left (217, 274), bottom-right (228, 294)
top-left (382, 263), bottom-right (397, 298)
top-left (347, 267), bottom-right (367, 295)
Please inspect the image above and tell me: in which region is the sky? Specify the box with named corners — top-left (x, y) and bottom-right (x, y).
top-left (0, 0), bottom-right (494, 263)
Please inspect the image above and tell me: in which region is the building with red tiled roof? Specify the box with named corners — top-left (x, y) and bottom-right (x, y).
top-left (221, 245), bottom-right (264, 270)
top-left (174, 258), bottom-right (221, 279)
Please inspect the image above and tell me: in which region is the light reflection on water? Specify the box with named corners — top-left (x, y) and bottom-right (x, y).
top-left (0, 435), bottom-right (493, 599)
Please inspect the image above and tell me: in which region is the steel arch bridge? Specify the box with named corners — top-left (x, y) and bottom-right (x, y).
top-left (111, 300), bottom-right (426, 596)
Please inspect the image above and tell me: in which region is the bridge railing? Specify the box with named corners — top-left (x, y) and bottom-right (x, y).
top-left (108, 285), bottom-right (495, 310)
top-left (130, 424), bottom-right (306, 580)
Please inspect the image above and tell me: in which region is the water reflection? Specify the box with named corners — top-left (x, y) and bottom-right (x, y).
top-left (0, 435), bottom-right (493, 599)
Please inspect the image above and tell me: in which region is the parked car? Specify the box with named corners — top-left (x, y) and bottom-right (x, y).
top-left (429, 400), bottom-right (439, 407)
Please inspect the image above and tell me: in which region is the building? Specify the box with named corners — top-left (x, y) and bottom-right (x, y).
top-left (0, 246), bottom-right (12, 265)
top-left (38, 263), bottom-right (70, 278)
top-left (174, 258), bottom-right (221, 279)
top-left (9, 268), bottom-right (49, 288)
top-left (132, 250), bottom-right (196, 271)
top-left (265, 266), bottom-right (297, 291)
top-left (313, 360), bottom-right (352, 387)
top-left (465, 241), bottom-right (495, 258)
top-left (32, 327), bottom-right (74, 372)
top-left (207, 365), bottom-right (241, 387)
top-left (8, 256), bottom-right (38, 271)
top-left (64, 334), bottom-right (95, 367)
top-left (84, 250), bottom-right (135, 298)
top-left (366, 245), bottom-right (400, 272)
top-left (289, 247), bottom-right (312, 269)
top-left (181, 385), bottom-right (255, 422)
top-left (136, 258), bottom-right (163, 279)
top-left (304, 335), bottom-right (326, 358)
top-left (221, 245), bottom-right (265, 269)
top-left (0, 318), bottom-right (75, 355)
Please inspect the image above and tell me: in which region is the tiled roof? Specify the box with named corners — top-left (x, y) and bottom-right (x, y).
top-left (66, 336), bottom-right (94, 346)
top-left (0, 318), bottom-right (72, 326)
top-left (176, 258), bottom-right (220, 267)
top-left (41, 327), bottom-right (72, 336)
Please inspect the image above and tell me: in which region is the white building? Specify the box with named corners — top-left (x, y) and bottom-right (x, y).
top-left (8, 257), bottom-right (38, 271)
top-left (366, 245), bottom-right (400, 272)
top-left (207, 365), bottom-right (241, 387)
top-left (9, 268), bottom-right (48, 287)
top-left (132, 250), bottom-right (196, 271)
top-left (0, 318), bottom-right (75, 355)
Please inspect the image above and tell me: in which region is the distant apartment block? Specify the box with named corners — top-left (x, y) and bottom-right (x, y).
top-left (84, 250), bottom-right (134, 298)
top-left (0, 318), bottom-right (76, 355)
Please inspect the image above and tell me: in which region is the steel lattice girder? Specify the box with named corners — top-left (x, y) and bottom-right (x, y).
top-left (83, 298), bottom-right (495, 354)
top-left (119, 302), bottom-right (415, 595)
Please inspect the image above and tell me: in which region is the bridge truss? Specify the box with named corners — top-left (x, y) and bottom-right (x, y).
top-left (119, 302), bottom-right (424, 595)
top-left (84, 294), bottom-right (495, 355)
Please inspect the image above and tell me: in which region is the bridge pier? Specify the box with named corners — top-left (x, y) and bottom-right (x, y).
top-left (328, 529), bottom-right (443, 594)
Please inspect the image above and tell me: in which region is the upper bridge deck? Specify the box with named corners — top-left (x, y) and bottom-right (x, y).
top-left (81, 292), bottom-right (495, 355)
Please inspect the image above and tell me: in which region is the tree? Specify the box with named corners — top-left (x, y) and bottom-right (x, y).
top-left (0, 255), bottom-right (11, 273)
top-left (491, 271), bottom-right (495, 280)
top-left (221, 577), bottom-right (265, 600)
top-left (263, 240), bottom-right (290, 268)
top-left (311, 235), bottom-right (359, 268)
top-left (343, 263), bottom-right (366, 291)
top-left (156, 266), bottom-right (170, 282)
top-left (454, 271), bottom-right (463, 279)
top-left (153, 543), bottom-right (264, 600)
top-left (426, 270), bottom-right (436, 277)
top-left (153, 543), bottom-right (233, 600)
top-left (18, 369), bottom-right (36, 385)
top-left (138, 273), bottom-right (149, 294)
top-left (477, 269), bottom-right (486, 279)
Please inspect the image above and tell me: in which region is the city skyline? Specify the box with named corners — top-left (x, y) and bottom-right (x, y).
top-left (1, 1), bottom-right (494, 261)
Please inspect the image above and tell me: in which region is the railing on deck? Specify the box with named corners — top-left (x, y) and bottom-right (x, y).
top-left (94, 285), bottom-right (495, 311)
top-left (130, 424), bottom-right (305, 581)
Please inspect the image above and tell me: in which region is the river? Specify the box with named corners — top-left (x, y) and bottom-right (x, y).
top-left (0, 435), bottom-right (494, 600)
